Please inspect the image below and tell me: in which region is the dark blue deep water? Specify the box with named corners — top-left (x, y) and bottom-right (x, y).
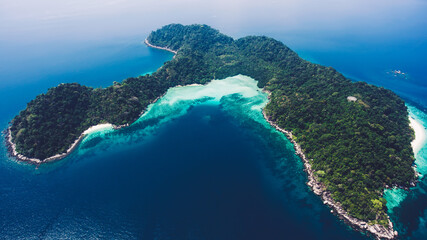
top-left (0, 102), bottom-right (366, 239)
top-left (0, 33), bottom-right (426, 239)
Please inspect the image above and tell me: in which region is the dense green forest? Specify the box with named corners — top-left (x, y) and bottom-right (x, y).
top-left (9, 24), bottom-right (415, 225)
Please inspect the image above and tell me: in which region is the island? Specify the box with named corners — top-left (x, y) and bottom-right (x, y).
top-left (5, 24), bottom-right (416, 239)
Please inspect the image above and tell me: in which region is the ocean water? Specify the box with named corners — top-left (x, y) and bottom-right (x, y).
top-left (1, 24), bottom-right (427, 240)
top-left (383, 105), bottom-right (427, 239)
top-left (286, 38), bottom-right (427, 111)
top-left (0, 76), bottom-right (366, 239)
top-left (0, 37), bottom-right (173, 128)
top-left (281, 32), bottom-right (427, 239)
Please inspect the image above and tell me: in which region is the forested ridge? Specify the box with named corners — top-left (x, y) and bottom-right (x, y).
top-left (9, 24), bottom-right (415, 225)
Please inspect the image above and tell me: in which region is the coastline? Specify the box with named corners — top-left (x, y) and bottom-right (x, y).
top-left (409, 116), bottom-right (427, 155)
top-left (4, 38), bottom-right (180, 165)
top-left (83, 123), bottom-right (113, 135)
top-left (5, 123), bottom-right (117, 165)
top-left (144, 39), bottom-right (177, 54)
top-left (384, 112), bottom-right (427, 211)
top-left (4, 92), bottom-right (168, 165)
top-left (261, 92), bottom-right (398, 240)
top-left (2, 36), bottom-right (417, 237)
top-left (5, 125), bottom-right (84, 165)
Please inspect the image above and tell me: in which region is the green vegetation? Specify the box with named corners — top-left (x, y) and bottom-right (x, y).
top-left (9, 24), bottom-right (415, 224)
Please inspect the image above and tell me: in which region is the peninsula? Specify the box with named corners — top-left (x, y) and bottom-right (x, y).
top-left (5, 24), bottom-right (416, 239)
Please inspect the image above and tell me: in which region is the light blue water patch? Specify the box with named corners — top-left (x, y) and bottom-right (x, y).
top-left (408, 105), bottom-right (427, 174)
top-left (385, 104), bottom-right (427, 213)
top-left (3, 74), bottom-right (362, 239)
top-left (54, 74), bottom-right (362, 240)
top-left (139, 71), bottom-right (154, 76)
top-left (75, 75), bottom-right (270, 157)
top-left (384, 188), bottom-right (409, 214)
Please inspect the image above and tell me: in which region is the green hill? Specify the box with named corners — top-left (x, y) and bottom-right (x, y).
top-left (9, 24), bottom-right (415, 227)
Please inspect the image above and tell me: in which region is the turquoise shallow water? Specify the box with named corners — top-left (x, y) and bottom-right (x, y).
top-left (292, 33), bottom-right (427, 239)
top-left (0, 35), bottom-right (426, 239)
top-left (0, 37), bottom-right (173, 127)
top-left (0, 75), bottom-right (366, 239)
top-left (383, 105), bottom-right (427, 239)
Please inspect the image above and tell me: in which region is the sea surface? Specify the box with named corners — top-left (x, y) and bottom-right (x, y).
top-left (1, 30), bottom-right (427, 240)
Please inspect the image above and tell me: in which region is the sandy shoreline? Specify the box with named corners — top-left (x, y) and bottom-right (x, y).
top-left (261, 91), bottom-right (398, 239)
top-left (5, 123), bottom-right (115, 165)
top-left (4, 92), bottom-right (165, 165)
top-left (83, 123), bottom-right (113, 135)
top-left (4, 93), bottom-right (168, 165)
top-left (3, 36), bottom-right (421, 236)
top-left (4, 40), bottom-right (180, 165)
top-left (409, 116), bottom-right (427, 155)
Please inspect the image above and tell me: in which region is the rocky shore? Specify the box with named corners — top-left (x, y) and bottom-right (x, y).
top-left (144, 39), bottom-right (177, 54)
top-left (4, 89), bottom-right (171, 165)
top-left (4, 39), bottom-right (180, 165)
top-left (4, 124), bottom-right (105, 165)
top-left (261, 94), bottom-right (398, 239)
top-left (2, 35), bottom-right (407, 238)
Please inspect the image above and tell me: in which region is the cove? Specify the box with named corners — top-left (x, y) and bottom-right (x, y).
top-left (0, 75), bottom-right (366, 239)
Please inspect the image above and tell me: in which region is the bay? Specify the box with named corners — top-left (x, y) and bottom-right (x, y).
top-left (0, 1), bottom-right (426, 238)
top-left (0, 76), bottom-right (366, 239)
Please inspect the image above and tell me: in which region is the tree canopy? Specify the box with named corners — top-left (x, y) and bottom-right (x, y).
top-left (9, 24), bottom-right (415, 225)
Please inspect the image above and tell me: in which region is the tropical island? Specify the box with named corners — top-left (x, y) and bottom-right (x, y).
top-left (5, 24), bottom-right (417, 239)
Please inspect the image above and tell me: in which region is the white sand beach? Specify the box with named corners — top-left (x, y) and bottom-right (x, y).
top-left (409, 117), bottom-right (427, 155)
top-left (83, 123), bottom-right (114, 135)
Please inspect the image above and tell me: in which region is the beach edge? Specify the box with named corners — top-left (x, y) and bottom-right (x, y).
top-left (261, 91), bottom-right (398, 240)
top-left (3, 39), bottom-right (179, 165)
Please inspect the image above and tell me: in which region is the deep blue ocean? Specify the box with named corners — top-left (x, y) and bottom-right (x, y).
top-left (1, 30), bottom-right (426, 240)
